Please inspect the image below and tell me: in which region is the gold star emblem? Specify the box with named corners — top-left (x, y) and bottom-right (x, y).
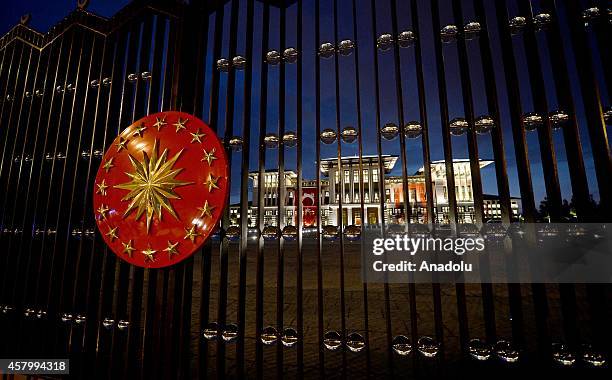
top-left (197, 200), bottom-right (214, 218)
top-left (164, 241), bottom-right (179, 259)
top-left (114, 140), bottom-right (193, 233)
top-left (132, 122), bottom-right (147, 137)
top-left (142, 245), bottom-right (157, 262)
top-left (173, 117), bottom-right (188, 132)
top-left (96, 179), bottom-right (109, 196)
top-left (190, 128), bottom-right (205, 143)
top-left (201, 148), bottom-right (217, 166)
top-left (122, 240), bottom-right (135, 257)
top-left (205, 174), bottom-right (220, 192)
top-left (115, 137), bottom-right (129, 152)
top-left (153, 116), bottom-right (167, 131)
top-left (103, 157), bottom-right (115, 172)
top-left (97, 204), bottom-right (110, 219)
top-left (184, 225), bottom-right (200, 243)
top-left (106, 226), bottom-right (118, 241)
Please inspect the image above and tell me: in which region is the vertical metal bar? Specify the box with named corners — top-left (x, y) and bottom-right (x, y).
top-left (494, 0), bottom-right (544, 357)
top-left (216, 0), bottom-right (240, 376)
top-left (295, 1), bottom-right (305, 377)
top-left (451, 0), bottom-right (505, 356)
top-left (389, 0), bottom-right (413, 227)
top-left (410, 0), bottom-right (436, 228)
top-left (255, 4), bottom-right (271, 379)
top-left (140, 15), bottom-right (166, 380)
top-left (517, 0), bottom-right (563, 221)
top-left (92, 29), bottom-right (127, 378)
top-left (518, 0), bottom-right (583, 352)
top-left (195, 3), bottom-right (223, 378)
top-left (563, 0), bottom-right (611, 215)
top-left (350, 0), bottom-right (371, 375)
top-left (430, 0), bottom-right (458, 228)
top-left (331, 0), bottom-right (347, 376)
top-left (314, 0), bottom-right (325, 376)
top-left (593, 0), bottom-right (612, 99)
top-left (368, 0), bottom-right (395, 373)
top-left (107, 21), bottom-right (141, 379)
top-left (237, 1), bottom-right (255, 376)
top-left (540, 0), bottom-right (590, 218)
top-left (276, 2), bottom-right (287, 377)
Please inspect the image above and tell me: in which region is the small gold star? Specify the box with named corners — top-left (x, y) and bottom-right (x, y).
top-left (97, 204), bottom-right (110, 219)
top-left (164, 241), bottom-right (179, 259)
top-left (142, 245), bottom-right (157, 262)
top-left (201, 148), bottom-right (217, 166)
top-left (173, 117), bottom-right (188, 132)
top-left (205, 174), bottom-right (220, 192)
top-left (106, 226), bottom-right (118, 241)
top-left (132, 122), bottom-right (147, 137)
top-left (184, 225), bottom-right (200, 243)
top-left (197, 200), bottom-right (214, 218)
top-left (115, 137), bottom-right (129, 152)
top-left (103, 157), bottom-right (114, 172)
top-left (190, 128), bottom-right (205, 143)
top-left (96, 179), bottom-right (109, 196)
top-left (153, 116), bottom-right (167, 131)
top-left (122, 240), bottom-right (135, 257)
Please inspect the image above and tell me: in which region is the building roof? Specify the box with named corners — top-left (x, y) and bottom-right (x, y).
top-left (320, 155), bottom-right (399, 176)
top-left (415, 159), bottom-right (494, 175)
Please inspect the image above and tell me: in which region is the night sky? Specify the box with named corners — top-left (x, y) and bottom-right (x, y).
top-left (2, 0), bottom-right (609, 205)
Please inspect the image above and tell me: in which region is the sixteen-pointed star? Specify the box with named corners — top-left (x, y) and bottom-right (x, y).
top-left (96, 179), bottom-right (109, 196)
top-left (184, 225), bottom-right (200, 243)
top-left (164, 241), bottom-right (179, 259)
top-left (153, 116), bottom-right (167, 131)
top-left (190, 128), bottom-right (205, 143)
top-left (106, 226), bottom-right (118, 241)
top-left (205, 174), bottom-right (220, 192)
top-left (201, 148), bottom-right (217, 166)
top-left (102, 157), bottom-right (114, 172)
top-left (115, 136), bottom-right (129, 152)
top-left (142, 246), bottom-right (157, 262)
top-left (197, 200), bottom-right (214, 218)
top-left (122, 240), bottom-right (135, 257)
top-left (114, 140), bottom-right (193, 233)
top-left (132, 122), bottom-right (147, 137)
top-left (173, 117), bottom-right (188, 132)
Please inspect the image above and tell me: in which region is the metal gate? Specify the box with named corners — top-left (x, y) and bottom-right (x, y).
top-left (0, 0), bottom-right (610, 378)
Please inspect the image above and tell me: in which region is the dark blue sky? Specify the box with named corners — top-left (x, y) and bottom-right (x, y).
top-left (2, 0), bottom-right (609, 205)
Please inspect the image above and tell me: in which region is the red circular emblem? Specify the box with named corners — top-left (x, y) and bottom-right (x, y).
top-left (93, 111), bottom-right (229, 268)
